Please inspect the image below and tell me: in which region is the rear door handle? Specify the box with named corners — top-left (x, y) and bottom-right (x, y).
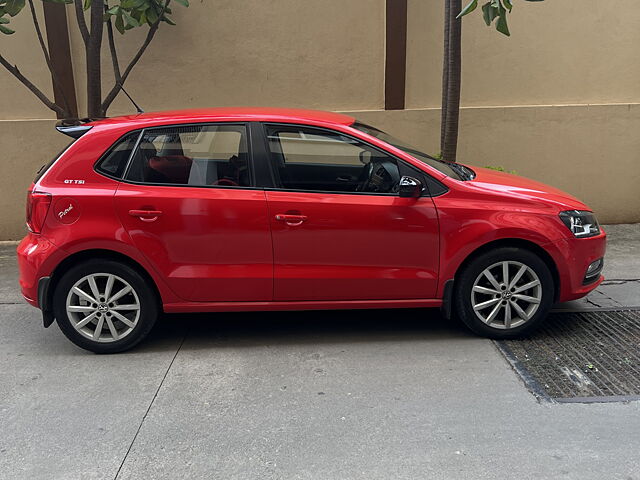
top-left (275, 214), bottom-right (308, 225)
top-left (129, 209), bottom-right (163, 222)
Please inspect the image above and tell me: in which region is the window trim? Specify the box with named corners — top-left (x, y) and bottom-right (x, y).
top-left (260, 122), bottom-right (443, 197)
top-left (95, 122), bottom-right (260, 191)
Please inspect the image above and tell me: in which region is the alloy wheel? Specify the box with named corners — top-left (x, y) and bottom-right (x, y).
top-left (470, 260), bottom-right (542, 329)
top-left (65, 273), bottom-right (141, 343)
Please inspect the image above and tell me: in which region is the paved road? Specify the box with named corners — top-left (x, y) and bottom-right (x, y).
top-left (1, 225), bottom-right (639, 479)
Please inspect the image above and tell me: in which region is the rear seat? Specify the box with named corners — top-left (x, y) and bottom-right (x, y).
top-left (148, 155), bottom-right (193, 184)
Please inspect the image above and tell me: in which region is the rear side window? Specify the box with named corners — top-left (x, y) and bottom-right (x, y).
top-left (95, 132), bottom-right (140, 179)
top-left (124, 124), bottom-right (251, 187)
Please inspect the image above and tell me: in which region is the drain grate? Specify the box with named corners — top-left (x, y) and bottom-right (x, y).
top-left (496, 310), bottom-right (640, 403)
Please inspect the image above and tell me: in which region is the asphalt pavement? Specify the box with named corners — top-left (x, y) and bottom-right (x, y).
top-left (1, 224), bottom-right (639, 479)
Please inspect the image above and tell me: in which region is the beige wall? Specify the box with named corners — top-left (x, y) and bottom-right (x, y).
top-left (0, 120), bottom-right (69, 239)
top-left (406, 1), bottom-right (640, 107)
top-left (0, 1), bottom-right (639, 239)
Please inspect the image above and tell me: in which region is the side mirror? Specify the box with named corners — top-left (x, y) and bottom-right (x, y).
top-left (398, 176), bottom-right (423, 198)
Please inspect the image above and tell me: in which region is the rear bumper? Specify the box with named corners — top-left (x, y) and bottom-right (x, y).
top-left (16, 233), bottom-right (63, 309)
top-left (547, 230), bottom-right (607, 302)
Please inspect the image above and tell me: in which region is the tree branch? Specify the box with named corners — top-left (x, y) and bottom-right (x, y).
top-left (28, 0), bottom-right (72, 116)
top-left (101, 0), bottom-right (171, 114)
top-left (74, 0), bottom-right (90, 45)
top-left (106, 16), bottom-right (122, 83)
top-left (0, 53), bottom-right (67, 117)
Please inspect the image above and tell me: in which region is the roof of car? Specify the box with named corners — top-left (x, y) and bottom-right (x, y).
top-left (87, 107), bottom-right (356, 128)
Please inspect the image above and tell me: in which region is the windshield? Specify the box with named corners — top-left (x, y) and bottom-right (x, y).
top-left (352, 121), bottom-right (469, 181)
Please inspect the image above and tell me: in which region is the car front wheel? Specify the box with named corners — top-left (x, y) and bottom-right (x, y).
top-left (53, 260), bottom-right (158, 353)
top-left (454, 247), bottom-right (554, 338)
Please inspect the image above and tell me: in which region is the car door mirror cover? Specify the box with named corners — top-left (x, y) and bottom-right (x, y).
top-left (398, 176), bottom-right (423, 198)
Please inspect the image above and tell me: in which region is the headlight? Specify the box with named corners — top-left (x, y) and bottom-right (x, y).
top-left (559, 210), bottom-right (600, 238)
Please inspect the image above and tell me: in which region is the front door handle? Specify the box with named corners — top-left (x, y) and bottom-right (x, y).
top-left (275, 214), bottom-right (308, 226)
top-left (129, 209), bottom-right (163, 222)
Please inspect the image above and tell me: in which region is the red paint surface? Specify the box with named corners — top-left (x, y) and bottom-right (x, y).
top-left (17, 108), bottom-right (606, 313)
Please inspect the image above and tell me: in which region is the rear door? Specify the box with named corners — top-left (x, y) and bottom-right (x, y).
top-left (114, 123), bottom-right (273, 302)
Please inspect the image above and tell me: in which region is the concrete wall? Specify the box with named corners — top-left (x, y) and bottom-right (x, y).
top-left (1, 0), bottom-right (639, 239)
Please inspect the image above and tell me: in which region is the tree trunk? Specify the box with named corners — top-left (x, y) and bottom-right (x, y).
top-left (441, 0), bottom-right (462, 163)
top-left (86, 1), bottom-right (104, 118)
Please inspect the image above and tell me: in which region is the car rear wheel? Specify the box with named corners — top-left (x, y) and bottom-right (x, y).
top-left (454, 247), bottom-right (554, 338)
top-left (53, 260), bottom-right (158, 353)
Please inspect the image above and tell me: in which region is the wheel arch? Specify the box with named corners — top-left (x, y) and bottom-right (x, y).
top-left (48, 249), bottom-right (164, 313)
top-left (452, 238), bottom-right (561, 302)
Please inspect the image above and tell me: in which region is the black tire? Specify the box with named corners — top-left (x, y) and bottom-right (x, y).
top-left (453, 247), bottom-right (554, 339)
top-left (53, 259), bottom-right (158, 353)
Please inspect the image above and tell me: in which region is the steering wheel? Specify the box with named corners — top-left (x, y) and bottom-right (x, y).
top-left (212, 178), bottom-right (239, 187)
top-left (357, 160), bottom-right (396, 193)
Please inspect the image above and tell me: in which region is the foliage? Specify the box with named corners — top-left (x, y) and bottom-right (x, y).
top-left (0, 0), bottom-right (189, 118)
top-left (457, 0), bottom-right (544, 36)
top-left (0, 0), bottom-right (185, 35)
top-left (484, 165), bottom-right (517, 174)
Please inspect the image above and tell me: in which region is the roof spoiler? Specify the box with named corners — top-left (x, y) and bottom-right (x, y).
top-left (55, 118), bottom-right (102, 139)
top-left (55, 124), bottom-right (92, 139)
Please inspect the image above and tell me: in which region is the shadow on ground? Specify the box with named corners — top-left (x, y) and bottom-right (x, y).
top-left (141, 307), bottom-right (473, 353)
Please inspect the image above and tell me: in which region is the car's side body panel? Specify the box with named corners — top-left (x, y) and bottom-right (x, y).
top-left (265, 190), bottom-right (440, 301)
top-left (114, 184), bottom-right (273, 302)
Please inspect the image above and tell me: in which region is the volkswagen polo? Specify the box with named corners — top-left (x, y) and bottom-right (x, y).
top-left (17, 108), bottom-right (606, 353)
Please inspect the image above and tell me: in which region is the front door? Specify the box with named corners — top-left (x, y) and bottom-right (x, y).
top-left (114, 123), bottom-right (272, 302)
top-left (262, 124), bottom-right (439, 301)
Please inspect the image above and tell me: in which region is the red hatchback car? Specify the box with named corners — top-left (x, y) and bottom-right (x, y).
top-left (17, 108), bottom-right (606, 353)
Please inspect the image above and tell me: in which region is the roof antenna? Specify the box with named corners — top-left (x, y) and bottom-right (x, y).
top-left (118, 82), bottom-right (144, 113)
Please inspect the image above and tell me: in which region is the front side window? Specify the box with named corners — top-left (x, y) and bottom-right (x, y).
top-left (352, 121), bottom-right (472, 181)
top-left (265, 125), bottom-right (400, 194)
top-left (125, 124), bottom-right (250, 187)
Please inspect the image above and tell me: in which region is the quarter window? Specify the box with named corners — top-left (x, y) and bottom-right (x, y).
top-left (125, 124), bottom-right (250, 187)
top-left (265, 125), bottom-right (400, 194)
top-left (95, 132), bottom-right (139, 179)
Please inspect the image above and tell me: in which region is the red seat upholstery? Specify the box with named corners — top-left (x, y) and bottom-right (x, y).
top-left (148, 155), bottom-right (193, 184)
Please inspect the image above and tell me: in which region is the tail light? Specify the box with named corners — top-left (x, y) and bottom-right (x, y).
top-left (26, 191), bottom-right (52, 234)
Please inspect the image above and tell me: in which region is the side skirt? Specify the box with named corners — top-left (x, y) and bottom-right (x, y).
top-left (163, 298), bottom-right (443, 314)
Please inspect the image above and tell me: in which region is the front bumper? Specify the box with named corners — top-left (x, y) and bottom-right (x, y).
top-left (547, 229), bottom-right (607, 302)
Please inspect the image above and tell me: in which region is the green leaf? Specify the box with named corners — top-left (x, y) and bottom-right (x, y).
top-left (107, 5), bottom-right (120, 14)
top-left (503, 0), bottom-right (513, 12)
top-left (0, 24), bottom-right (15, 34)
top-left (457, 0), bottom-right (477, 19)
top-left (115, 13), bottom-right (125, 33)
top-left (0, 17), bottom-right (8, 24)
top-left (496, 4), bottom-right (510, 35)
top-left (481, 2), bottom-right (498, 26)
top-left (173, 0), bottom-right (188, 7)
top-left (146, 7), bottom-right (158, 23)
top-left (161, 15), bottom-right (175, 25)
top-left (4, 0), bottom-right (25, 17)
top-left (121, 9), bottom-right (139, 26)
top-left (83, 0), bottom-right (91, 11)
